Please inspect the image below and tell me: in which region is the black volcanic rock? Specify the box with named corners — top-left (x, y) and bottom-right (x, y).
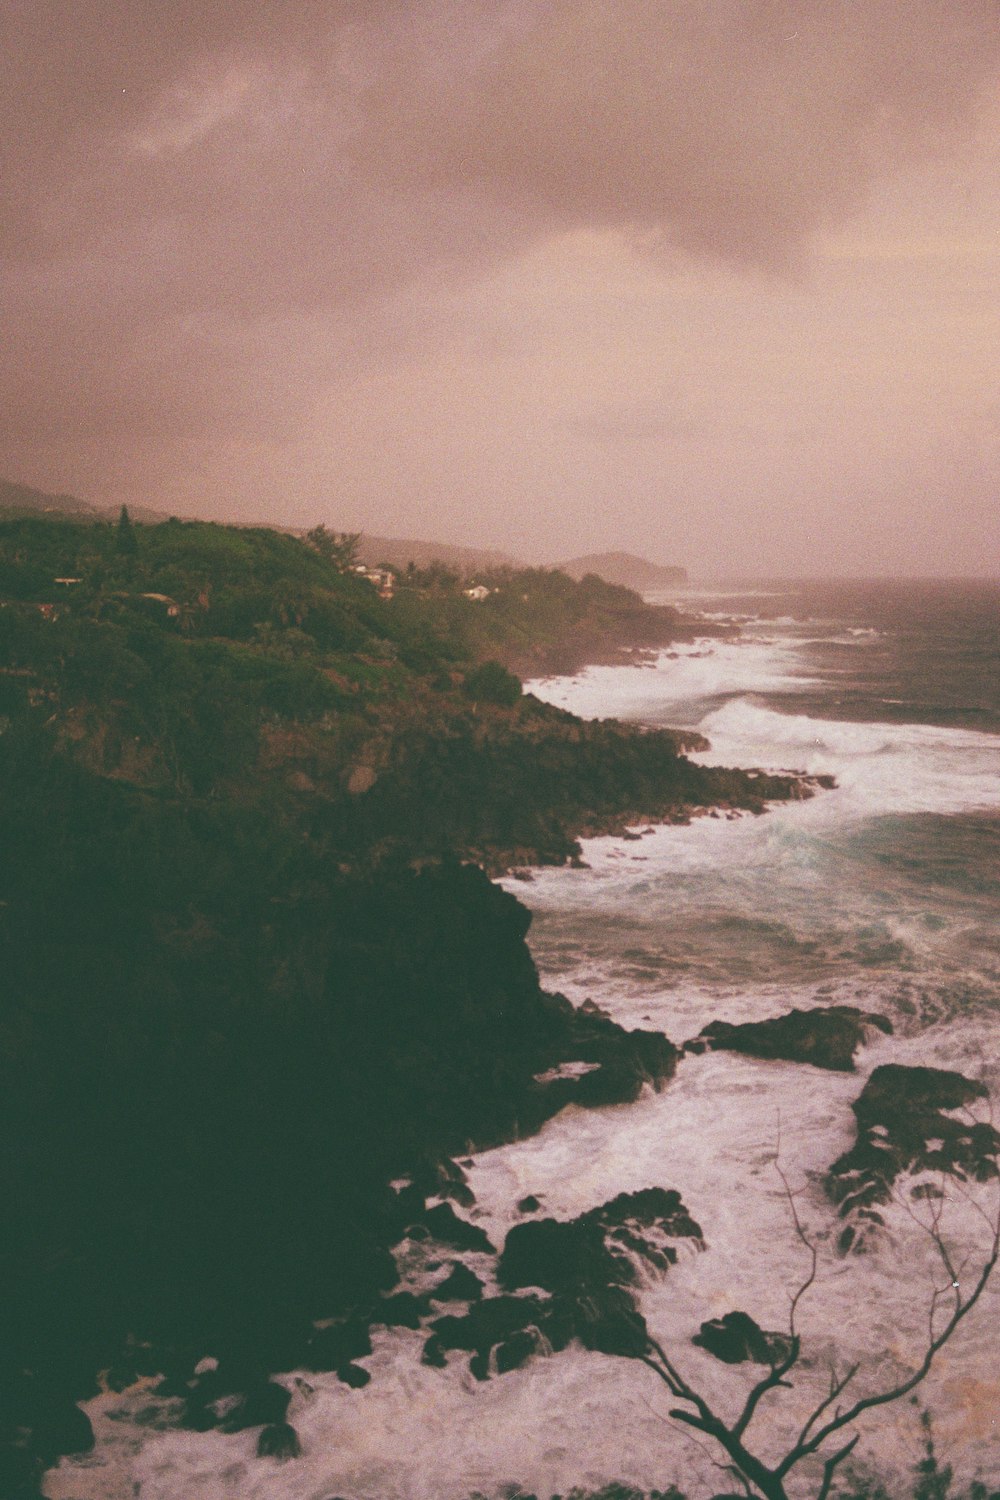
top-left (431, 1263), bottom-right (484, 1302)
top-left (692, 1311), bottom-right (793, 1367)
top-left (827, 1064), bottom-right (999, 1252)
top-left (221, 1380), bottom-right (291, 1432)
top-left (304, 1320), bottom-right (372, 1372)
top-left (376, 1292), bottom-right (426, 1329)
top-left (416, 1185), bottom-right (708, 1378)
top-left (257, 1421), bottom-right (301, 1460)
top-left (418, 1203), bottom-right (496, 1253)
top-left (695, 1006), bottom-right (892, 1072)
top-left (495, 1329), bottom-right (540, 1374)
top-left (430, 1295), bottom-right (547, 1355)
top-left (500, 1187), bottom-right (703, 1297)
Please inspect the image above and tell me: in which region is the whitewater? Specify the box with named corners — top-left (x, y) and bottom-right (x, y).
top-left (47, 582), bottom-right (1000, 1500)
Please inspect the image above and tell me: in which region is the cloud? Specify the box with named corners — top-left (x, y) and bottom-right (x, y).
top-left (2, 0), bottom-right (999, 559)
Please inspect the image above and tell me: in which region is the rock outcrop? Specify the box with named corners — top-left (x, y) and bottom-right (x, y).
top-left (691, 1005), bottom-right (892, 1072)
top-left (827, 1064), bottom-right (999, 1252)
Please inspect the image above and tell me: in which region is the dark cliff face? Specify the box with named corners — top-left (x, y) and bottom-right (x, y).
top-left (0, 820), bottom-right (677, 1416)
top-left (0, 516), bottom-right (829, 1489)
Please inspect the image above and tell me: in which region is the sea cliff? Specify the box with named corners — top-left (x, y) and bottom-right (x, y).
top-left (0, 516), bottom-right (823, 1494)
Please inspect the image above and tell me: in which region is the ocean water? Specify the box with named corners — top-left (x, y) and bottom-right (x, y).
top-left (48, 581), bottom-right (1000, 1500)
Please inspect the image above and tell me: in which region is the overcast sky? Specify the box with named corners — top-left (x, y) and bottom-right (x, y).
top-left (3, 1), bottom-right (999, 576)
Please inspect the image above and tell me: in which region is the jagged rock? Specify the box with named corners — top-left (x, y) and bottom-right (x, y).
top-left (432, 1263), bottom-right (484, 1302)
top-left (500, 1216), bottom-right (615, 1295)
top-left (573, 1285), bottom-right (650, 1358)
top-left (377, 1291), bottom-right (426, 1328)
top-left (492, 1187), bottom-right (702, 1369)
top-left (305, 1320), bottom-right (372, 1371)
top-left (412, 1156), bottom-right (477, 1210)
top-left (500, 1187), bottom-right (702, 1297)
top-left (220, 1380), bottom-right (291, 1432)
top-left (420, 1335), bottom-right (448, 1368)
top-left (828, 1064), bottom-right (999, 1253)
top-left (431, 1295), bottom-right (546, 1355)
top-left (22, 1395), bottom-right (95, 1461)
top-left (257, 1422), bottom-right (301, 1460)
top-left (692, 1311), bottom-right (793, 1366)
top-left (538, 1298), bottom-right (576, 1354)
top-left (695, 1006), bottom-right (892, 1072)
top-left (495, 1329), bottom-right (539, 1373)
top-left (418, 1202), bottom-right (495, 1253)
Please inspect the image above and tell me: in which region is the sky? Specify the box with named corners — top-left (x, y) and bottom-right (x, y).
top-left (3, 1), bottom-right (999, 577)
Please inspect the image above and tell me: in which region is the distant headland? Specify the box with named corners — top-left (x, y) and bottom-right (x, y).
top-left (555, 551), bottom-right (688, 590)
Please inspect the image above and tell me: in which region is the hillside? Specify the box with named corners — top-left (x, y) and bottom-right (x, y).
top-left (356, 533), bottom-right (518, 573)
top-left (557, 550), bottom-right (688, 590)
top-left (0, 476), bottom-right (170, 524)
top-left (0, 514), bottom-right (822, 1493)
top-left (1, 477), bottom-right (517, 573)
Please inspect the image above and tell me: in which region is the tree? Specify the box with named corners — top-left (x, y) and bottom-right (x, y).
top-left (115, 504), bottom-right (138, 556)
top-left (462, 659), bottom-right (522, 707)
top-left (632, 1148), bottom-right (1000, 1500)
top-left (305, 525), bottom-right (361, 572)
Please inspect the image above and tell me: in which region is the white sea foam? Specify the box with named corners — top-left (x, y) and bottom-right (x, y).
top-left (53, 1048), bottom-right (1000, 1499)
top-left (47, 613), bottom-right (1000, 1500)
top-left (695, 698), bottom-right (1000, 818)
top-left (528, 636), bottom-right (818, 724)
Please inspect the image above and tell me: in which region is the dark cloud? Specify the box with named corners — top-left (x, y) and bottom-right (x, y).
top-left (2, 0), bottom-right (998, 553)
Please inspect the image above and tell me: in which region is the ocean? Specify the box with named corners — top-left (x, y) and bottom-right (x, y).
top-left (48, 580), bottom-right (1000, 1500)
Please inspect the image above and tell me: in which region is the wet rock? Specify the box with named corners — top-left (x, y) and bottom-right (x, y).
top-left (431, 1295), bottom-right (546, 1355)
top-left (495, 1329), bottom-right (539, 1374)
top-left (692, 1311), bottom-right (793, 1366)
top-left (420, 1335), bottom-right (448, 1368)
top-left (419, 1203), bottom-right (495, 1254)
top-left (500, 1216), bottom-right (614, 1295)
top-left (432, 1263), bottom-right (484, 1302)
top-left (827, 1064), bottom-right (999, 1252)
top-left (305, 1320), bottom-right (372, 1372)
top-left (500, 1187), bottom-right (702, 1297)
top-left (0, 1442), bottom-right (42, 1500)
top-left (257, 1421), bottom-right (301, 1460)
top-left (695, 1006), bottom-right (892, 1072)
top-left (574, 1286), bottom-right (651, 1358)
top-left (221, 1380), bottom-right (291, 1432)
top-left (412, 1156), bottom-right (477, 1210)
top-left (377, 1291), bottom-right (426, 1329)
top-left (22, 1394), bottom-right (95, 1461)
top-left (538, 1298), bottom-right (576, 1354)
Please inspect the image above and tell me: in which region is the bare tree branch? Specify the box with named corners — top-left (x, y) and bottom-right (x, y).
top-left (630, 1123), bottom-right (999, 1500)
top-left (815, 1432), bottom-right (860, 1500)
top-left (775, 1177), bottom-right (1000, 1481)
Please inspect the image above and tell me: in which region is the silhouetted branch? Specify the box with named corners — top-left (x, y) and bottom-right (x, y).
top-left (632, 1121), bottom-right (999, 1500)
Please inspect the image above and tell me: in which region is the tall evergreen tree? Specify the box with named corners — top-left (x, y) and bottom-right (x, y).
top-left (116, 503), bottom-right (138, 556)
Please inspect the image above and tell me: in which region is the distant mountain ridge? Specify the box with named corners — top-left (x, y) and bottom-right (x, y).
top-left (0, 477), bottom-right (171, 525)
top-left (4, 481), bottom-right (682, 586)
top-left (0, 478), bottom-right (518, 573)
top-left (557, 551), bottom-right (688, 590)
top-left (355, 534), bottom-right (518, 573)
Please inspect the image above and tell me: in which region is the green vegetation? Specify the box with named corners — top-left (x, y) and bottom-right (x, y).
top-left (0, 515), bottom-right (821, 1496)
